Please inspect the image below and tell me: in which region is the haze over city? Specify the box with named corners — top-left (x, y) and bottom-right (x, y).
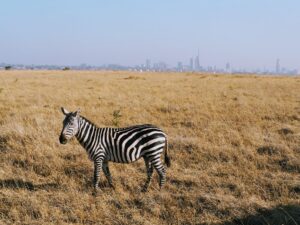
top-left (0, 0), bottom-right (299, 72)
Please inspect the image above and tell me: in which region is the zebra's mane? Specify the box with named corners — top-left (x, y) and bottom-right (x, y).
top-left (79, 115), bottom-right (99, 128)
top-left (79, 115), bottom-right (157, 131)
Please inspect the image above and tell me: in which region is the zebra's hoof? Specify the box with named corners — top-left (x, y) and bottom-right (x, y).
top-left (159, 186), bottom-right (165, 190)
top-left (141, 187), bottom-right (148, 193)
top-left (92, 188), bottom-right (100, 196)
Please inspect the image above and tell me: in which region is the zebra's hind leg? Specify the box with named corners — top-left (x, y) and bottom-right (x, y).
top-left (102, 162), bottom-right (114, 189)
top-left (142, 157), bottom-right (154, 192)
top-left (151, 156), bottom-right (167, 189)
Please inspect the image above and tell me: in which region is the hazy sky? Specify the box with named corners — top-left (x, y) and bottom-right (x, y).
top-left (0, 0), bottom-right (299, 70)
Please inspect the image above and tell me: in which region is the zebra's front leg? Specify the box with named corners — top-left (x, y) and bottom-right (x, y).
top-left (93, 159), bottom-right (103, 193)
top-left (102, 162), bottom-right (114, 189)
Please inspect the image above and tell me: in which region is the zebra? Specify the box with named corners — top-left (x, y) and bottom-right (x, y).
top-left (59, 107), bottom-right (170, 193)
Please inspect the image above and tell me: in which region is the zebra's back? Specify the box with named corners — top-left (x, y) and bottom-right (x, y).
top-left (106, 124), bottom-right (166, 163)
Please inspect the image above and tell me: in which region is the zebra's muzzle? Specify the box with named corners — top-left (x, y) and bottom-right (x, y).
top-left (59, 135), bottom-right (67, 144)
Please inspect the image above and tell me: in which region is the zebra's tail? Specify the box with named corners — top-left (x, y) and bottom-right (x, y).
top-left (164, 137), bottom-right (171, 167)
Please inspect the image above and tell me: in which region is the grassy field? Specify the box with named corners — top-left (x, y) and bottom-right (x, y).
top-left (0, 70), bottom-right (299, 225)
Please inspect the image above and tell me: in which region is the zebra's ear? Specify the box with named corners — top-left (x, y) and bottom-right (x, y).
top-left (74, 109), bottom-right (81, 117)
top-left (61, 107), bottom-right (69, 115)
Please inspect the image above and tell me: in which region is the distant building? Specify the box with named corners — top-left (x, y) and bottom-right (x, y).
top-left (194, 49), bottom-right (200, 71)
top-left (189, 57), bottom-right (193, 71)
top-left (194, 56), bottom-right (200, 71)
top-left (177, 62), bottom-right (183, 72)
top-left (226, 63), bottom-right (231, 72)
top-left (152, 61), bottom-right (167, 71)
top-left (146, 59), bottom-right (151, 70)
top-left (276, 59), bottom-right (280, 74)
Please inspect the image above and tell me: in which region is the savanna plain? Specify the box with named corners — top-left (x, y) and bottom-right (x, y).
top-left (0, 70), bottom-right (299, 225)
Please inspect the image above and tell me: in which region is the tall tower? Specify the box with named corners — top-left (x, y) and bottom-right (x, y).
top-left (146, 59), bottom-right (151, 70)
top-left (276, 59), bottom-right (280, 74)
top-left (226, 62), bottom-right (231, 72)
top-left (177, 62), bottom-right (183, 72)
top-left (195, 49), bottom-right (200, 71)
top-left (190, 57), bottom-right (193, 71)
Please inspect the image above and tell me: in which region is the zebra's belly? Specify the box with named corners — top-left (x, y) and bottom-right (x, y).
top-left (107, 147), bottom-right (142, 163)
top-left (107, 142), bottom-right (165, 163)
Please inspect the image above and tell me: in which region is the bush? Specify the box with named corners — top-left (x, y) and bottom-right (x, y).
top-left (112, 110), bottom-right (122, 127)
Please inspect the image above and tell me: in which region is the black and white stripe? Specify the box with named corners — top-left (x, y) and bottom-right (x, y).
top-left (59, 108), bottom-right (170, 192)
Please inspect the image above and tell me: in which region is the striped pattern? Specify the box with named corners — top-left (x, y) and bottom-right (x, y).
top-left (59, 108), bottom-right (170, 192)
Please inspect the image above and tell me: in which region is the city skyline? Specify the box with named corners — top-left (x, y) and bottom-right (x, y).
top-left (1, 55), bottom-right (298, 75)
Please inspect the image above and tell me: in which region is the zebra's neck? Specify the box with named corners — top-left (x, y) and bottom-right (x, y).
top-left (75, 116), bottom-right (99, 150)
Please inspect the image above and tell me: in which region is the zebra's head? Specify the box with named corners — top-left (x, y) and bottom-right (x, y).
top-left (59, 107), bottom-right (80, 144)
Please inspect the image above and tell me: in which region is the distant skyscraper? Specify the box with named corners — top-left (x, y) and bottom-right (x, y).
top-left (195, 56), bottom-right (200, 71)
top-left (146, 59), bottom-right (151, 70)
top-left (226, 62), bottom-right (231, 72)
top-left (190, 57), bottom-right (193, 71)
top-left (276, 59), bottom-right (280, 74)
top-left (177, 62), bottom-right (183, 72)
top-left (194, 49), bottom-right (200, 71)
top-left (158, 61), bottom-right (167, 71)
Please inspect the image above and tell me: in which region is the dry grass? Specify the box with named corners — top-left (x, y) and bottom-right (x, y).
top-left (0, 70), bottom-right (299, 225)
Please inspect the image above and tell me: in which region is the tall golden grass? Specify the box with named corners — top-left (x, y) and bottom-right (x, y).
top-left (0, 70), bottom-right (299, 224)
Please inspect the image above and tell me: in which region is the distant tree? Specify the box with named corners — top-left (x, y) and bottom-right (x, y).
top-left (62, 67), bottom-right (70, 71)
top-left (4, 66), bottom-right (12, 70)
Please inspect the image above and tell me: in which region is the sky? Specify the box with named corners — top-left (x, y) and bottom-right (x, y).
top-left (0, 0), bottom-right (299, 70)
